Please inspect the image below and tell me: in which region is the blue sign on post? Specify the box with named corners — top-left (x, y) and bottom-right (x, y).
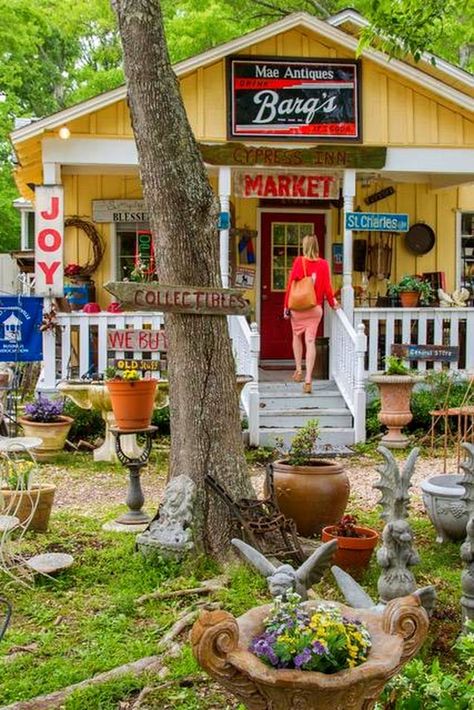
top-left (345, 212), bottom-right (409, 232)
top-left (218, 212), bottom-right (230, 230)
top-left (0, 297), bottom-right (43, 362)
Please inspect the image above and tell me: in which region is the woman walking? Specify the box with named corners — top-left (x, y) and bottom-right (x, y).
top-left (284, 234), bottom-right (340, 394)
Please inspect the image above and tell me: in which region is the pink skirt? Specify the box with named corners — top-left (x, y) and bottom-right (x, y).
top-left (290, 306), bottom-right (323, 341)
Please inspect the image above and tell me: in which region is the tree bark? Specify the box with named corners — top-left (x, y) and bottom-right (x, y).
top-left (111, 0), bottom-right (254, 556)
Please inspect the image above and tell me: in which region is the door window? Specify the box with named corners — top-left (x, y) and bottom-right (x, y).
top-left (271, 222), bottom-right (314, 291)
top-left (116, 223), bottom-right (155, 280)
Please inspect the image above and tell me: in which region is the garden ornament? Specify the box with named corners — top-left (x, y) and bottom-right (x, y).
top-left (136, 475), bottom-right (196, 559)
top-left (374, 446), bottom-right (421, 602)
top-left (460, 443), bottom-right (474, 629)
top-left (231, 537), bottom-right (338, 600)
top-left (438, 287), bottom-right (470, 308)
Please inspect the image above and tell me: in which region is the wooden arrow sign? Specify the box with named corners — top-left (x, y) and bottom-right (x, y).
top-left (105, 281), bottom-right (250, 316)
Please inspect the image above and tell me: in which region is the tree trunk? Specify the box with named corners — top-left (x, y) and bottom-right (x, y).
top-left (111, 0), bottom-right (254, 556)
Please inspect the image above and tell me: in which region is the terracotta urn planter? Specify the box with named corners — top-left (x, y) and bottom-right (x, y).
top-left (106, 379), bottom-right (157, 430)
top-left (192, 594), bottom-right (430, 710)
top-left (1, 483), bottom-right (56, 531)
top-left (369, 375), bottom-right (422, 449)
top-left (271, 459), bottom-right (350, 537)
top-left (18, 416), bottom-right (73, 461)
top-left (399, 291), bottom-right (420, 307)
top-left (421, 474), bottom-right (468, 543)
top-left (321, 525), bottom-right (379, 571)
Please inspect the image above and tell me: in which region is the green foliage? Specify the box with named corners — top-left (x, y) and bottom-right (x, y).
top-left (387, 275), bottom-right (435, 304)
top-left (63, 400), bottom-right (105, 442)
top-left (384, 355), bottom-right (411, 376)
top-left (244, 446), bottom-right (274, 466)
top-left (65, 674), bottom-right (147, 710)
top-left (276, 418), bottom-right (320, 466)
top-left (151, 404), bottom-right (170, 435)
top-left (365, 397), bottom-right (381, 440)
top-left (408, 371), bottom-right (472, 433)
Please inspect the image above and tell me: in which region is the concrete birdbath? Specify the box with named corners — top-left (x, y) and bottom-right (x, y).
top-left (58, 380), bottom-right (169, 462)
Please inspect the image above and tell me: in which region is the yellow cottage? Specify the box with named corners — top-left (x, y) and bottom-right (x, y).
top-left (10, 10), bottom-right (474, 445)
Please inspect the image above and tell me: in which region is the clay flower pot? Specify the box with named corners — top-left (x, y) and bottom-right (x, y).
top-left (192, 594), bottom-right (431, 710)
top-left (272, 459), bottom-right (350, 537)
top-left (106, 379), bottom-right (157, 430)
top-left (321, 525), bottom-right (379, 571)
top-left (18, 416), bottom-right (73, 461)
top-left (400, 291), bottom-right (420, 307)
top-left (369, 375), bottom-right (422, 449)
top-left (1, 484), bottom-right (56, 532)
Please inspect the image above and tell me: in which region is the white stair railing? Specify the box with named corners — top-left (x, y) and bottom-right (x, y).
top-left (330, 309), bottom-right (367, 443)
top-left (227, 316), bottom-right (260, 446)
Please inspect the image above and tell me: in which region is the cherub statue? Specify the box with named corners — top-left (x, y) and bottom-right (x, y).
top-left (231, 537), bottom-right (337, 600)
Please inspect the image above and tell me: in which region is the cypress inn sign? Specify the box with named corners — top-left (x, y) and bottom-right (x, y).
top-left (228, 56), bottom-right (361, 141)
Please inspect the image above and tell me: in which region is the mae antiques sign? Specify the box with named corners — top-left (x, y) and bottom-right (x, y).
top-left (227, 56), bottom-right (361, 141)
top-left (105, 282), bottom-right (250, 316)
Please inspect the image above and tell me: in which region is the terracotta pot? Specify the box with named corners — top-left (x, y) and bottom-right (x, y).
top-left (400, 291), bottom-right (420, 307)
top-left (18, 416), bottom-right (73, 461)
top-left (272, 459), bottom-right (350, 537)
top-left (106, 379), bottom-right (157, 430)
top-left (192, 595), bottom-right (431, 709)
top-left (369, 375), bottom-right (422, 449)
top-left (321, 525), bottom-right (379, 570)
top-left (1, 483), bottom-right (56, 532)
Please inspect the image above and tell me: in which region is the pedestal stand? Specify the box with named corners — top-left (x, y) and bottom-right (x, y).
top-left (110, 425), bottom-right (157, 525)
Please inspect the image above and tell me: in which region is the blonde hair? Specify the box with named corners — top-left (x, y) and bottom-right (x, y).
top-left (302, 234), bottom-right (319, 260)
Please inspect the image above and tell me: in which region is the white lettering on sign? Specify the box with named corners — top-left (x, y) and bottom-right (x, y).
top-left (35, 185), bottom-right (64, 296)
top-left (253, 90), bottom-right (338, 125)
top-left (107, 329), bottom-right (168, 352)
top-left (236, 172), bottom-right (339, 200)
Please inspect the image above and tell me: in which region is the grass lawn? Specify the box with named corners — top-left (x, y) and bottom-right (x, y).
top-left (0, 445), bottom-right (472, 709)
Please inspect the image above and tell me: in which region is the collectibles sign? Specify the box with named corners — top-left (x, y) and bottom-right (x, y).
top-left (105, 282), bottom-right (250, 316)
top-left (0, 297), bottom-right (43, 362)
top-left (236, 171), bottom-right (339, 199)
top-left (107, 329), bottom-right (168, 352)
top-left (228, 56), bottom-right (361, 140)
top-left (345, 212), bottom-right (409, 232)
top-left (35, 186), bottom-right (64, 296)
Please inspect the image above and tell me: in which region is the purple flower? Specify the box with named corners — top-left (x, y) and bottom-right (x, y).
top-left (312, 640), bottom-right (326, 655)
top-left (294, 647), bottom-right (312, 668)
top-left (24, 394), bottom-right (64, 422)
top-left (249, 631), bottom-right (279, 667)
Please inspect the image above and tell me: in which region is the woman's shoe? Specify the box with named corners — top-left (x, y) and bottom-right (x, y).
top-left (303, 382), bottom-right (312, 394)
top-left (292, 370), bottom-right (303, 382)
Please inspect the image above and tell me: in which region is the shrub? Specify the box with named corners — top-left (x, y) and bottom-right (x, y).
top-left (63, 400), bottom-right (105, 443)
top-left (151, 405), bottom-right (170, 435)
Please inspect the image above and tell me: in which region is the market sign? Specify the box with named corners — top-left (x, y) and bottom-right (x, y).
top-left (35, 185), bottom-right (64, 296)
top-left (199, 142), bottom-right (386, 169)
top-left (345, 212), bottom-right (409, 232)
top-left (105, 282), bottom-right (250, 316)
top-left (228, 56), bottom-right (361, 141)
top-left (391, 344), bottom-right (459, 362)
top-left (107, 329), bottom-right (168, 352)
top-left (92, 200), bottom-right (148, 223)
top-left (235, 171), bottom-right (339, 199)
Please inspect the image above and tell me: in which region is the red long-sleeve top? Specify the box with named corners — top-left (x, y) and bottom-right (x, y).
top-left (284, 256), bottom-right (337, 310)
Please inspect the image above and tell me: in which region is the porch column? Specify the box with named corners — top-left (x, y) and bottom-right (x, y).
top-left (218, 166), bottom-right (231, 288)
top-left (342, 169), bottom-right (356, 321)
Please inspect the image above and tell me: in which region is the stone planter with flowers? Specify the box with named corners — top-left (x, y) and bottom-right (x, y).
top-left (19, 395), bottom-right (73, 461)
top-left (0, 458), bottom-right (55, 531)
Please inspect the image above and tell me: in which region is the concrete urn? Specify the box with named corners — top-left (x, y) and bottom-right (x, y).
top-left (369, 375), bottom-right (422, 449)
top-left (421, 474), bottom-right (468, 543)
top-left (192, 594), bottom-right (430, 710)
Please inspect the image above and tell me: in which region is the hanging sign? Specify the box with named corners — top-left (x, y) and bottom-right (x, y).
top-left (345, 212), bottom-right (409, 232)
top-left (114, 359), bottom-right (161, 372)
top-left (234, 267), bottom-right (255, 289)
top-left (0, 297), bottom-right (43, 362)
top-left (107, 329), bottom-right (168, 352)
top-left (364, 186), bottom-right (395, 205)
top-left (35, 186), bottom-right (64, 296)
top-left (236, 172), bottom-right (339, 199)
top-left (228, 56), bottom-right (361, 141)
top-left (92, 200), bottom-right (148, 223)
top-left (105, 282), bottom-right (250, 316)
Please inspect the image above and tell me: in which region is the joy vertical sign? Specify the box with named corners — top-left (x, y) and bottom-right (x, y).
top-left (35, 186), bottom-right (64, 296)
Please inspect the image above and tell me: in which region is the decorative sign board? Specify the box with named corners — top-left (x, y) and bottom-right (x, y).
top-left (92, 200), bottom-right (148, 223)
top-left (227, 56), bottom-right (361, 140)
top-left (235, 171), bottom-right (339, 200)
top-left (0, 297), bottom-right (43, 362)
top-left (105, 282), bottom-right (250, 316)
top-left (114, 359), bottom-right (162, 372)
top-left (107, 329), bottom-right (168, 352)
top-left (391, 344), bottom-right (459, 362)
top-left (234, 267), bottom-right (255, 289)
top-left (199, 143), bottom-right (385, 169)
top-left (35, 186), bottom-right (64, 296)
top-left (345, 212), bottom-right (409, 232)
top-left (332, 243), bottom-right (343, 275)
top-left (364, 186), bottom-right (395, 205)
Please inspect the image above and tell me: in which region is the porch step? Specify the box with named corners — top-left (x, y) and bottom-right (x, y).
top-left (260, 408), bottom-right (352, 428)
top-left (260, 392), bottom-right (346, 409)
top-left (259, 427), bottom-right (356, 448)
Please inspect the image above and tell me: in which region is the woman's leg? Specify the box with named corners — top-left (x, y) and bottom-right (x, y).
top-left (305, 337), bottom-right (316, 383)
top-left (292, 333), bottom-right (303, 374)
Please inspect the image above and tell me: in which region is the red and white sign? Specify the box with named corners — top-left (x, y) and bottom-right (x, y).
top-left (107, 329), bottom-right (168, 352)
top-left (236, 172), bottom-right (339, 200)
top-left (35, 186), bottom-right (64, 296)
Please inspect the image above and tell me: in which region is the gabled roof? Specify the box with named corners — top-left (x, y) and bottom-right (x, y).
top-left (10, 10), bottom-right (474, 145)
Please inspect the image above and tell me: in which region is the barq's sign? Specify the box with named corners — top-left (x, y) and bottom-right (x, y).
top-left (228, 56), bottom-right (360, 141)
top-left (35, 186), bottom-right (64, 296)
top-left (236, 171), bottom-right (339, 199)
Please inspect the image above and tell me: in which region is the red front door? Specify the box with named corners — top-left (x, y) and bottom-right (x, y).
top-left (260, 212), bottom-right (325, 360)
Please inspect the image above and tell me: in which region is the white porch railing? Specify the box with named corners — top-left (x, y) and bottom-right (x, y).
top-left (329, 309), bottom-right (367, 443)
top-left (354, 307), bottom-right (474, 375)
top-left (228, 316), bottom-right (260, 446)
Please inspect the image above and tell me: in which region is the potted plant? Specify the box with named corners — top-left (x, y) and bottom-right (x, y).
top-left (64, 263), bottom-right (96, 311)
top-left (387, 275), bottom-right (434, 308)
top-left (369, 356), bottom-right (423, 449)
top-left (191, 590), bottom-right (431, 709)
top-left (0, 458), bottom-right (56, 531)
top-left (19, 395), bottom-right (73, 461)
top-left (271, 419), bottom-right (350, 537)
top-left (105, 367), bottom-right (157, 431)
top-left (322, 515), bottom-right (379, 571)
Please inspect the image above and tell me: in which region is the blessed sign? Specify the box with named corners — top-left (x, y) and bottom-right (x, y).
top-left (228, 56), bottom-right (360, 141)
top-left (235, 171), bottom-right (339, 199)
top-left (105, 282), bottom-right (250, 316)
top-left (107, 329), bottom-right (168, 352)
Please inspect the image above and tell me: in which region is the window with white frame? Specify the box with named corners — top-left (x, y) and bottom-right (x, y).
top-left (116, 223), bottom-right (156, 280)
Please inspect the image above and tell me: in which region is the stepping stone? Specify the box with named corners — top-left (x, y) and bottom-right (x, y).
top-left (26, 553), bottom-right (74, 575)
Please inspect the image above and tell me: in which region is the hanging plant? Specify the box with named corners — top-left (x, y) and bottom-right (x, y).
top-left (64, 216), bottom-right (105, 279)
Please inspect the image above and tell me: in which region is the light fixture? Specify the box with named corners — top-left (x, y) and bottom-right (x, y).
top-left (58, 126), bottom-right (70, 140)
